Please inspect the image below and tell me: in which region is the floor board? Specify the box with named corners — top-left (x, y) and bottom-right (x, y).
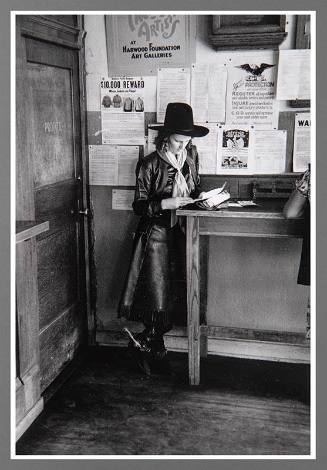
top-left (16, 347), bottom-right (310, 456)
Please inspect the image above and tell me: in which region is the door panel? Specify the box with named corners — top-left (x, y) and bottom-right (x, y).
top-left (37, 224), bottom-right (78, 331)
top-left (27, 63), bottom-right (75, 187)
top-left (39, 304), bottom-right (83, 391)
top-left (25, 36), bottom-right (87, 391)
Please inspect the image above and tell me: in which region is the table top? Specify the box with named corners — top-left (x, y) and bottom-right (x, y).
top-left (177, 199), bottom-right (302, 220)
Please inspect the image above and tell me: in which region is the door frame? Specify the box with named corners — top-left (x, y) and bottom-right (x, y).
top-left (17, 14), bottom-right (94, 339)
top-left (15, 14), bottom-right (94, 441)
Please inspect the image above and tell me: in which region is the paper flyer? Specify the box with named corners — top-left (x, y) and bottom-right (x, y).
top-left (276, 50), bottom-right (311, 101)
top-left (217, 126), bottom-right (253, 174)
top-left (112, 189), bottom-right (135, 210)
top-left (252, 130), bottom-right (287, 174)
top-left (100, 76), bottom-right (145, 145)
top-left (157, 67), bottom-right (191, 122)
top-left (191, 63), bottom-right (227, 123)
top-left (293, 113), bottom-right (311, 172)
top-left (225, 51), bottom-right (279, 129)
top-left (89, 145), bottom-right (139, 185)
top-left (193, 123), bottom-right (220, 174)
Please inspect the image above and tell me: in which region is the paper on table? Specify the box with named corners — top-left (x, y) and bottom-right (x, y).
top-left (192, 182), bottom-right (227, 202)
top-left (237, 200), bottom-right (257, 207)
top-left (228, 201), bottom-right (243, 208)
top-left (196, 190), bottom-right (230, 208)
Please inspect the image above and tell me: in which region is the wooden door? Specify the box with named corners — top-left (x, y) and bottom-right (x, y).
top-left (17, 16), bottom-right (90, 393)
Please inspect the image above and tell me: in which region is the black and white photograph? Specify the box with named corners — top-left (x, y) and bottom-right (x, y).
top-left (11, 8), bottom-right (316, 460)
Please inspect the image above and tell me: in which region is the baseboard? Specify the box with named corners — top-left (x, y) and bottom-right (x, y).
top-left (96, 325), bottom-right (310, 364)
top-left (96, 326), bottom-right (189, 352)
top-left (16, 397), bottom-right (44, 442)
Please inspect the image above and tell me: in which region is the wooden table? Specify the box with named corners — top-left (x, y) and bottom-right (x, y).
top-left (177, 201), bottom-right (309, 385)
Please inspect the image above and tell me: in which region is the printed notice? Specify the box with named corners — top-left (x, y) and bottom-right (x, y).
top-left (105, 15), bottom-right (196, 76)
top-left (147, 126), bottom-right (161, 154)
top-left (208, 64), bottom-right (227, 123)
top-left (226, 51), bottom-right (278, 129)
top-left (112, 189), bottom-right (135, 210)
top-left (101, 76), bottom-right (145, 114)
top-left (252, 130), bottom-right (287, 174)
top-left (157, 68), bottom-right (191, 122)
top-left (193, 123), bottom-right (220, 174)
top-left (89, 145), bottom-right (118, 185)
top-left (276, 50), bottom-right (311, 101)
top-left (217, 126), bottom-right (253, 174)
top-left (102, 113), bottom-right (144, 145)
top-left (89, 145), bottom-right (139, 185)
top-left (191, 64), bottom-right (227, 123)
top-left (118, 146), bottom-right (139, 186)
top-left (100, 76), bottom-right (145, 145)
top-left (191, 64), bottom-right (209, 123)
top-left (293, 113), bottom-right (311, 172)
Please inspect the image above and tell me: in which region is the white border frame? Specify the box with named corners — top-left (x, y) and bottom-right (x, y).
top-left (10, 9), bottom-right (316, 460)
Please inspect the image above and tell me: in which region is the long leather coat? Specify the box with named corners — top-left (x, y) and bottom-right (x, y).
top-left (118, 144), bottom-right (201, 329)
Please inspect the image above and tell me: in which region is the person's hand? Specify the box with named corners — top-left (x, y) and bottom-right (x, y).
top-left (161, 197), bottom-right (194, 210)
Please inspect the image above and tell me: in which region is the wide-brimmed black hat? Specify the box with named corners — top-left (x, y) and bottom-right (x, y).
top-left (149, 102), bottom-right (209, 137)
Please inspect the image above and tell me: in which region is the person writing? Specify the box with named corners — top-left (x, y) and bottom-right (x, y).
top-left (118, 103), bottom-right (209, 375)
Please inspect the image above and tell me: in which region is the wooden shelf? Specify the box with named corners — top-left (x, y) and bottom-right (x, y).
top-left (16, 220), bottom-right (49, 244)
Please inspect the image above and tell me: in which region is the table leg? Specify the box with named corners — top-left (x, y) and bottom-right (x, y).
top-left (186, 216), bottom-right (200, 385)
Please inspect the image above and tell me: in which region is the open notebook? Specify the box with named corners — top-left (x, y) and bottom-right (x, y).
top-left (193, 183), bottom-right (231, 208)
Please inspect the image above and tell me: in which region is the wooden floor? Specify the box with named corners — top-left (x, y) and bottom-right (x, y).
top-left (16, 347), bottom-right (310, 456)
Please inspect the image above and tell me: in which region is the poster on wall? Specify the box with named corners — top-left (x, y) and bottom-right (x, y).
top-left (100, 77), bottom-right (145, 145)
top-left (225, 51), bottom-right (279, 129)
top-left (276, 50), bottom-right (311, 101)
top-left (89, 145), bottom-right (118, 185)
top-left (293, 113), bottom-right (311, 172)
top-left (118, 146), bottom-right (139, 186)
top-left (252, 130), bottom-right (287, 174)
top-left (217, 126), bottom-right (253, 174)
top-left (191, 64), bottom-right (227, 123)
top-left (193, 123), bottom-right (220, 174)
top-left (157, 67), bottom-right (191, 122)
top-left (147, 125), bottom-right (161, 154)
top-left (112, 189), bottom-right (135, 210)
top-left (89, 145), bottom-right (139, 185)
top-left (105, 15), bottom-right (196, 76)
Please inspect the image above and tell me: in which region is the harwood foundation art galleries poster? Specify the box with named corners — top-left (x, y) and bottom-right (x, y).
top-left (105, 15), bottom-right (196, 75)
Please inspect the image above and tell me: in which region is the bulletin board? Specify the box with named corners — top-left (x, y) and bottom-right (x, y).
top-left (86, 13), bottom-right (312, 344)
